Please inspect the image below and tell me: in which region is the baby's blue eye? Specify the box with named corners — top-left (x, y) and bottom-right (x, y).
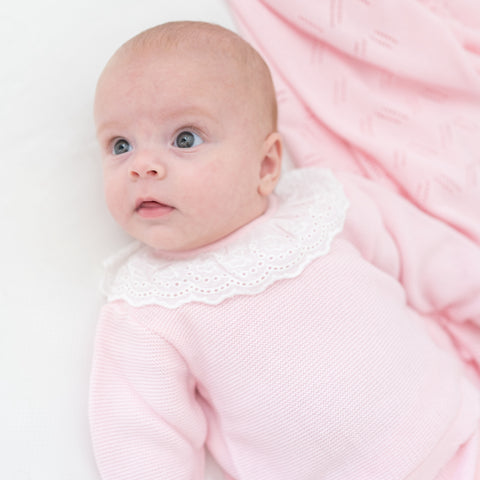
top-left (174, 131), bottom-right (203, 149)
top-left (112, 139), bottom-right (132, 155)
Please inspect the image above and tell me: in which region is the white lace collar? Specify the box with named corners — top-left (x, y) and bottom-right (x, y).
top-left (102, 167), bottom-right (349, 309)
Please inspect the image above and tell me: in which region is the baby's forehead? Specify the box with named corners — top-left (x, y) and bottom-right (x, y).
top-left (98, 22), bottom-right (277, 130)
top-left (108, 44), bottom-right (248, 100)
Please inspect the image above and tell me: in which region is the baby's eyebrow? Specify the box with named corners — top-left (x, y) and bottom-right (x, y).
top-left (163, 106), bottom-right (221, 126)
top-left (96, 120), bottom-right (125, 136)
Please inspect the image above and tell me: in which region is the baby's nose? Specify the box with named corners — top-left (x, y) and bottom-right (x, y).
top-left (129, 152), bottom-right (166, 179)
top-left (130, 167), bottom-right (163, 178)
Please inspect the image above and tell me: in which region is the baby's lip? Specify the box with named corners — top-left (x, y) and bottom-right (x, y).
top-left (135, 198), bottom-right (174, 218)
top-left (135, 197), bottom-right (169, 210)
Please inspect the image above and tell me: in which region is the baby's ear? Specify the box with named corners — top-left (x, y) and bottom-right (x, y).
top-left (258, 132), bottom-right (283, 197)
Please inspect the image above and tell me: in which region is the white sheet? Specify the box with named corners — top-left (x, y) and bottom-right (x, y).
top-left (0, 1), bottom-right (233, 478)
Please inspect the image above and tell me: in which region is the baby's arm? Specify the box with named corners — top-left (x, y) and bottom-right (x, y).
top-left (89, 301), bottom-right (207, 480)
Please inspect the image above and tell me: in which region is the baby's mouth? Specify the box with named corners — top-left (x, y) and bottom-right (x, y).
top-left (135, 200), bottom-right (174, 218)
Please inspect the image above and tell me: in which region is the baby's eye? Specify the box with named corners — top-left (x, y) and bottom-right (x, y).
top-left (174, 131), bottom-right (203, 149)
top-left (112, 138), bottom-right (132, 155)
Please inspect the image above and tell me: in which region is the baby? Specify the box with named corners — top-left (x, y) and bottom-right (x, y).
top-left (90, 21), bottom-right (480, 479)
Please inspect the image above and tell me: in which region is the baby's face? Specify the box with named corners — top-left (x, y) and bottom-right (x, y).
top-left (95, 47), bottom-right (277, 251)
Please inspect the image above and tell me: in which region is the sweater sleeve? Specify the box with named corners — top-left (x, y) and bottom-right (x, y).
top-left (89, 301), bottom-right (207, 480)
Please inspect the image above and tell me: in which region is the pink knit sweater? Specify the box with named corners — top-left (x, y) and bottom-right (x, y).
top-left (90, 169), bottom-right (480, 479)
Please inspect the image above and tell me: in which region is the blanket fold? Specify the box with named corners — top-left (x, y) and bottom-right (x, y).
top-left (227, 0), bottom-right (480, 384)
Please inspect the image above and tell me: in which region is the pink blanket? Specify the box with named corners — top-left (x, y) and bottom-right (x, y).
top-left (227, 0), bottom-right (480, 383)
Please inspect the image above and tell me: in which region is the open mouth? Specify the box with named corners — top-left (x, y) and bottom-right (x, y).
top-left (135, 200), bottom-right (174, 218)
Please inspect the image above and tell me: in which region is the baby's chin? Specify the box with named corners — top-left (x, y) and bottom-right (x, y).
top-left (132, 231), bottom-right (213, 254)
top-left (126, 213), bottom-right (263, 253)
top-left (121, 222), bottom-right (189, 253)
top-left (133, 228), bottom-right (238, 256)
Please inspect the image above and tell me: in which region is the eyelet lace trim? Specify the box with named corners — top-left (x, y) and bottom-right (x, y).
top-left (102, 168), bottom-right (349, 308)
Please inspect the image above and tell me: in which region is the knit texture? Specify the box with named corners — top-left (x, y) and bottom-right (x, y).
top-left (90, 170), bottom-right (479, 479)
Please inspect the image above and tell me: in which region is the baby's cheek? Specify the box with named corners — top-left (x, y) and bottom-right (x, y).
top-left (179, 185), bottom-right (217, 214)
top-left (104, 182), bottom-right (128, 224)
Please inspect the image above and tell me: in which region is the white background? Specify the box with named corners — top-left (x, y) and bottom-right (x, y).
top-left (0, 1), bottom-right (234, 478)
